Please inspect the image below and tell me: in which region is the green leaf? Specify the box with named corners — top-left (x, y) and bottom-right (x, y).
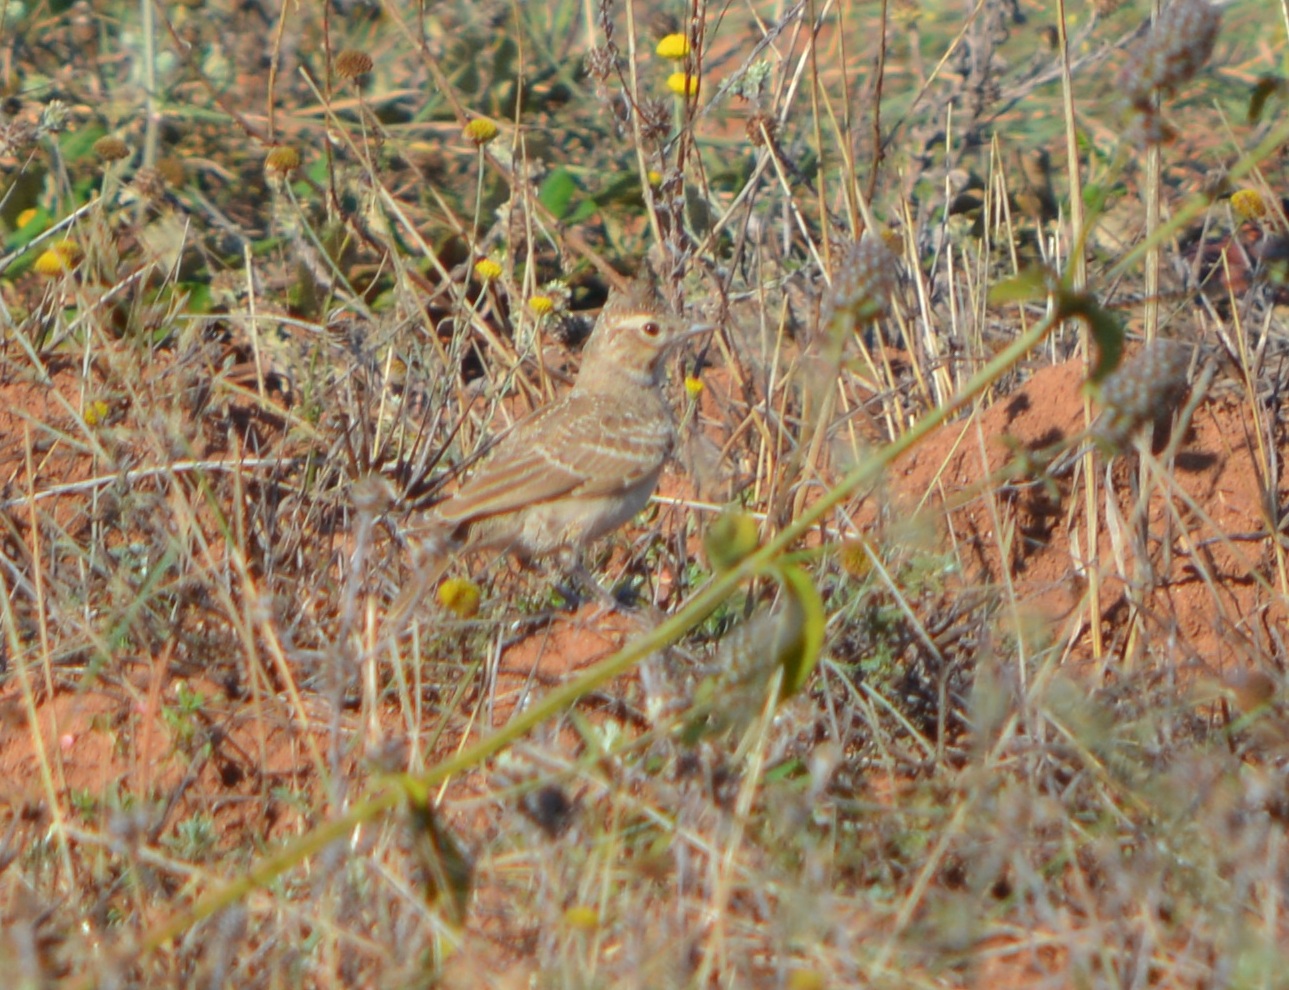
top-left (407, 795), bottom-right (474, 926)
top-left (1249, 76), bottom-right (1286, 125)
top-left (538, 166), bottom-right (583, 220)
top-left (60, 123), bottom-right (106, 161)
top-left (988, 266), bottom-right (1052, 305)
top-left (1059, 290), bottom-right (1125, 385)
top-left (775, 563), bottom-right (825, 700)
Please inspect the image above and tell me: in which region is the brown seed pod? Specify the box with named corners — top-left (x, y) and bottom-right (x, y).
top-left (832, 232), bottom-right (902, 324)
top-left (335, 49), bottom-right (374, 81)
top-left (1119, 0), bottom-right (1222, 110)
top-left (1092, 340), bottom-right (1193, 452)
top-left (264, 145), bottom-right (302, 180)
top-left (93, 135), bottom-right (130, 162)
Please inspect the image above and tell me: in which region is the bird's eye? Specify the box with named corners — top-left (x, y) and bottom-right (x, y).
top-left (642, 321), bottom-right (662, 337)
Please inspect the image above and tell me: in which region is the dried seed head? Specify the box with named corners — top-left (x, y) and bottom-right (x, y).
top-left (93, 134), bottom-right (130, 162)
top-left (132, 166), bottom-right (166, 202)
top-left (157, 156), bottom-right (186, 189)
top-left (638, 97), bottom-right (671, 145)
top-left (1092, 340), bottom-right (1193, 452)
top-left (746, 111), bottom-right (777, 147)
top-left (832, 232), bottom-right (902, 323)
top-left (1124, 108), bottom-right (1176, 147)
top-left (892, 0), bottom-right (921, 25)
top-left (585, 44), bottom-right (618, 82)
top-left (39, 100), bottom-right (69, 134)
top-left (463, 117), bottom-right (499, 146)
top-left (335, 49), bottom-right (374, 81)
top-left (1119, 0), bottom-right (1221, 110)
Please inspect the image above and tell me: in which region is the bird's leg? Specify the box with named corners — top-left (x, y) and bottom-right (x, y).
top-left (547, 553), bottom-right (616, 612)
top-left (562, 553), bottom-right (669, 629)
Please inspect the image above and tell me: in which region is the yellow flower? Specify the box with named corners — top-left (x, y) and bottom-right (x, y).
top-left (1231, 188), bottom-right (1268, 221)
top-left (437, 577), bottom-right (481, 618)
top-left (562, 905), bottom-right (599, 930)
top-left (786, 970), bottom-right (827, 990)
top-left (464, 117), bottom-right (499, 146)
top-left (474, 257), bottom-right (503, 280)
top-left (16, 208), bottom-right (38, 229)
top-left (647, 169), bottom-right (663, 186)
top-left (666, 71), bottom-right (699, 97)
top-left (83, 400), bottom-right (110, 427)
top-left (839, 539), bottom-right (872, 579)
top-left (656, 33), bottom-right (690, 60)
top-left (527, 295), bottom-right (555, 316)
top-left (54, 235), bottom-right (81, 259)
top-left (683, 374), bottom-right (704, 398)
top-left (33, 239), bottom-right (81, 276)
top-left (34, 250), bottom-right (67, 276)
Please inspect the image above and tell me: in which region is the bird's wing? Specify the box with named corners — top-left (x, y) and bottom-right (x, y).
top-left (436, 395), bottom-right (671, 525)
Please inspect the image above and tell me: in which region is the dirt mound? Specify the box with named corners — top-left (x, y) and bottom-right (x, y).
top-left (894, 354), bottom-right (1284, 676)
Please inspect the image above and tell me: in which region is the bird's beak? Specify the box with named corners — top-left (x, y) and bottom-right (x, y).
top-left (683, 322), bottom-right (718, 340)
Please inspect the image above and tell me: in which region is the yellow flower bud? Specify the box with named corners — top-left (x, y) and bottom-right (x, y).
top-left (527, 295), bottom-right (555, 316)
top-left (264, 145), bottom-right (301, 179)
top-left (787, 969), bottom-right (827, 990)
top-left (83, 400), bottom-right (110, 427)
top-left (464, 117), bottom-right (499, 146)
top-left (839, 539), bottom-right (872, 579)
top-left (562, 905), bottom-right (599, 930)
top-left (1231, 188), bottom-right (1268, 221)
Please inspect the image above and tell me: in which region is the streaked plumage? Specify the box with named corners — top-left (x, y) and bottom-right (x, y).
top-left (423, 280), bottom-right (711, 563)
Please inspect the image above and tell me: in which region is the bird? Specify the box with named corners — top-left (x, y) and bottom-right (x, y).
top-left (415, 278), bottom-right (714, 595)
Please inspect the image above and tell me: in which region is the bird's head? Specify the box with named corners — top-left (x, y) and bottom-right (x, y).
top-left (577, 280), bottom-right (714, 390)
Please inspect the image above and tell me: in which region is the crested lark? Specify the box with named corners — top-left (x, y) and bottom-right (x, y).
top-left (419, 279), bottom-right (713, 576)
